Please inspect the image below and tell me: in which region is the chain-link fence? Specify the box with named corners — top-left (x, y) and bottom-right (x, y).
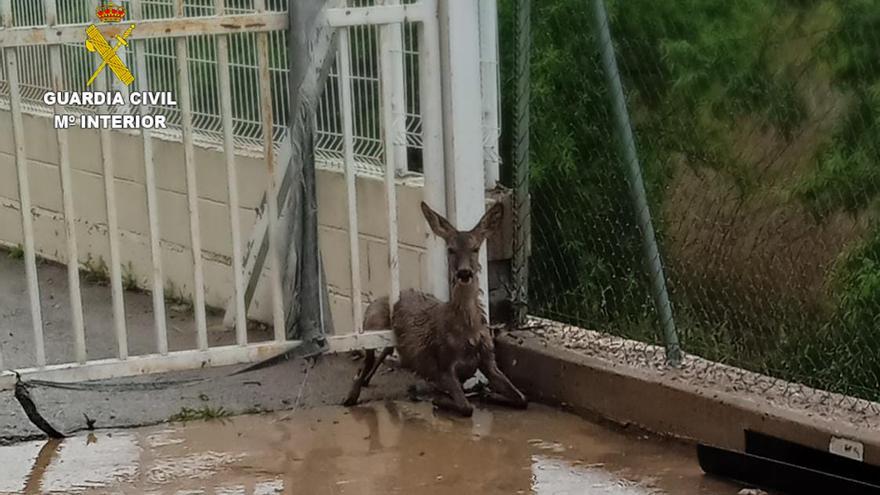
top-left (502, 0), bottom-right (880, 405)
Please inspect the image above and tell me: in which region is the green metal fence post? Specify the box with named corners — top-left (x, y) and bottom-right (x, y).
top-left (592, 0), bottom-right (682, 366)
top-left (512, 0), bottom-right (531, 327)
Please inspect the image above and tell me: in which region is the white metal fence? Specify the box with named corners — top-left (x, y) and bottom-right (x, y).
top-left (0, 0), bottom-right (466, 386)
top-left (0, 0), bottom-right (436, 178)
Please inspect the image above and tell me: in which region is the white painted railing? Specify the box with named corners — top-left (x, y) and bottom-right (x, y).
top-left (0, 0), bottom-right (463, 388)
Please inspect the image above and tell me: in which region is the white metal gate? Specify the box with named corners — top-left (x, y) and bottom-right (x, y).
top-left (0, 0), bottom-right (485, 387)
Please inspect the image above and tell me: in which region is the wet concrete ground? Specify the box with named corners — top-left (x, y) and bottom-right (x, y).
top-left (0, 401), bottom-right (747, 495)
top-left (0, 251), bottom-right (414, 444)
top-left (0, 251), bottom-right (272, 371)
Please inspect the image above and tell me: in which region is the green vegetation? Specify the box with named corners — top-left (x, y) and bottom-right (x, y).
top-left (499, 0), bottom-right (880, 399)
top-left (81, 254), bottom-right (110, 285)
top-left (121, 262), bottom-right (140, 292)
top-left (6, 244), bottom-right (24, 260)
top-left (169, 405), bottom-right (232, 423)
top-left (795, 1), bottom-right (880, 218)
top-left (164, 281), bottom-right (194, 313)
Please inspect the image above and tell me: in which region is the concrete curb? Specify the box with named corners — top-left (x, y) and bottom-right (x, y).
top-left (495, 331), bottom-right (880, 467)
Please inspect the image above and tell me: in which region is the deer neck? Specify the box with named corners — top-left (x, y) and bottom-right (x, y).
top-left (449, 282), bottom-right (487, 332)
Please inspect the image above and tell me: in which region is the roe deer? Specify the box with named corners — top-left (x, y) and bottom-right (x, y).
top-left (342, 201), bottom-right (527, 417)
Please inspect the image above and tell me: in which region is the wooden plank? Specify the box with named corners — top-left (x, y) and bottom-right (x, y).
top-left (96, 74), bottom-right (129, 362)
top-left (326, 4), bottom-right (427, 27)
top-left (387, 4), bottom-right (408, 178)
top-left (130, 0), bottom-right (169, 355)
top-left (380, 4), bottom-right (405, 310)
top-left (326, 330), bottom-right (395, 353)
top-left (0, 342), bottom-right (302, 390)
top-left (0, 13), bottom-right (289, 47)
top-left (0, 330), bottom-right (395, 390)
top-left (4, 47), bottom-right (47, 367)
top-left (254, 3), bottom-right (285, 343)
top-left (44, 0), bottom-right (88, 363)
top-left (337, 29), bottom-right (364, 333)
top-left (175, 34), bottom-right (209, 350)
top-left (216, 35), bottom-right (247, 345)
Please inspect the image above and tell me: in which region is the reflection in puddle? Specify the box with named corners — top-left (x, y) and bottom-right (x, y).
top-left (532, 455), bottom-right (659, 495)
top-left (0, 433), bottom-right (139, 494)
top-left (146, 451), bottom-right (244, 484)
top-left (0, 402), bottom-right (736, 494)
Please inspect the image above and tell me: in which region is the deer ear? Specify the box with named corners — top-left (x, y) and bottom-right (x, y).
top-left (421, 202), bottom-right (456, 239)
top-left (474, 201), bottom-right (504, 240)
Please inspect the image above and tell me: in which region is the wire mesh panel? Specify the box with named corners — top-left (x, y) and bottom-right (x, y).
top-left (502, 0), bottom-right (880, 404)
top-left (0, 0), bottom-right (425, 175)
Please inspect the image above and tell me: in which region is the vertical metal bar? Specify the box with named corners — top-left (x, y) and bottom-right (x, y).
top-left (255, 0), bottom-right (285, 342)
top-left (592, 0), bottom-right (681, 365)
top-left (380, 17), bottom-right (403, 310)
top-left (512, 0), bottom-right (530, 327)
top-left (418, 0), bottom-right (448, 301)
top-left (131, 0), bottom-right (169, 355)
top-left (44, 0), bottom-right (88, 361)
top-left (383, 2), bottom-right (409, 172)
top-left (438, 0), bottom-right (488, 309)
top-left (351, 24), bottom-right (367, 158)
top-left (215, 0), bottom-right (247, 346)
top-left (338, 29), bottom-right (363, 334)
top-left (3, 48), bottom-right (46, 367)
top-left (479, 0), bottom-right (501, 189)
top-left (175, 0), bottom-right (209, 351)
top-left (95, 74), bottom-right (128, 362)
top-left (0, 1), bottom-right (9, 368)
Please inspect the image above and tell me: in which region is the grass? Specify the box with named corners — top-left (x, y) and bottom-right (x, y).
top-left (121, 262), bottom-right (140, 291)
top-left (164, 281), bottom-right (194, 312)
top-left (81, 254), bottom-right (110, 285)
top-left (4, 244), bottom-right (24, 260)
top-left (168, 405), bottom-right (232, 423)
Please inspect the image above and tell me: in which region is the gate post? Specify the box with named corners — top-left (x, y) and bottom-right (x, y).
top-left (437, 0), bottom-right (489, 309)
top-left (479, 0), bottom-right (501, 190)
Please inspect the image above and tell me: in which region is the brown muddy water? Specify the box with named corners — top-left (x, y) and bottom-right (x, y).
top-left (0, 402), bottom-right (746, 494)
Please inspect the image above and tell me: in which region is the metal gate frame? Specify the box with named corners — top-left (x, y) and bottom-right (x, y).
top-left (0, 0), bottom-right (462, 388)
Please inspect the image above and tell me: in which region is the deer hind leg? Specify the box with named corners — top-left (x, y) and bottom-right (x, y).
top-left (480, 356), bottom-right (528, 409)
top-left (432, 373), bottom-right (474, 417)
top-left (343, 349), bottom-right (376, 407)
top-left (361, 346), bottom-right (393, 387)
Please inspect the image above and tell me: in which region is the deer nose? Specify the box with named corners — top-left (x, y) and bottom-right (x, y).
top-left (455, 269), bottom-right (473, 282)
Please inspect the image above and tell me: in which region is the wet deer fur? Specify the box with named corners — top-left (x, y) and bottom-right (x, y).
top-left (343, 201), bottom-right (527, 417)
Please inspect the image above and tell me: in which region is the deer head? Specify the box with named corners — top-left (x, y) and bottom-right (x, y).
top-left (420, 201), bottom-right (504, 289)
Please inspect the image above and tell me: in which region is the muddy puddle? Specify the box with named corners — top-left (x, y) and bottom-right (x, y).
top-left (0, 402), bottom-right (744, 494)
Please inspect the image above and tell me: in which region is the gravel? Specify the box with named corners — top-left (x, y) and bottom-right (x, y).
top-left (523, 316), bottom-right (880, 430)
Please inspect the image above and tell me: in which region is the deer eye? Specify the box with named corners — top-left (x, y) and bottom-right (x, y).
top-left (472, 248), bottom-right (479, 253)
top-left (447, 248), bottom-right (455, 255)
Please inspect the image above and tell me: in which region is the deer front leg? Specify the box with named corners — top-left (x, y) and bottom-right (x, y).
top-left (343, 349), bottom-right (376, 406)
top-left (362, 346), bottom-right (394, 387)
top-left (479, 355), bottom-right (528, 409)
top-left (432, 372), bottom-right (474, 417)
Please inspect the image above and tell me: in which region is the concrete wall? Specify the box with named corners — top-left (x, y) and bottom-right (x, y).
top-left (0, 109), bottom-right (428, 331)
top-left (496, 331), bottom-right (880, 470)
